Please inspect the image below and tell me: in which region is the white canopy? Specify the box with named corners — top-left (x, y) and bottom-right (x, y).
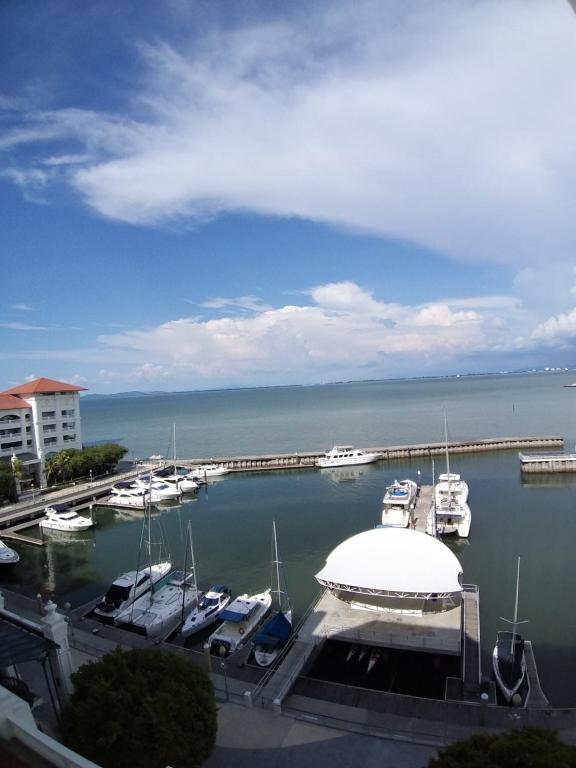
top-left (316, 528), bottom-right (463, 596)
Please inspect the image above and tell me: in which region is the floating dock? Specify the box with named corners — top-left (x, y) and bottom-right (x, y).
top-left (519, 451), bottom-right (576, 473)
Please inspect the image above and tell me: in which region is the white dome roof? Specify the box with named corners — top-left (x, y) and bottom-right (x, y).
top-left (316, 528), bottom-right (463, 595)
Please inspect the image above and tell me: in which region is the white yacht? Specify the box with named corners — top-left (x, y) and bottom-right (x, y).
top-left (381, 479), bottom-right (418, 528)
top-left (108, 483), bottom-right (150, 509)
top-left (39, 505), bottom-right (94, 532)
top-left (93, 563), bottom-right (172, 623)
top-left (154, 472), bottom-right (199, 493)
top-left (180, 585), bottom-right (232, 638)
top-left (115, 570), bottom-right (198, 638)
top-left (316, 445), bottom-right (381, 468)
top-left (427, 500), bottom-right (471, 538)
top-left (206, 589), bottom-right (272, 657)
top-left (189, 463), bottom-right (229, 479)
top-left (0, 539), bottom-right (19, 567)
top-left (131, 476), bottom-right (181, 501)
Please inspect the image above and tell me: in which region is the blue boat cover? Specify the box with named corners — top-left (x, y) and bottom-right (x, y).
top-left (254, 611), bottom-right (291, 648)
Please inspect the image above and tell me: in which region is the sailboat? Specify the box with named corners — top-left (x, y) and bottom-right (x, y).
top-left (180, 525), bottom-right (232, 638)
top-left (493, 556), bottom-right (527, 703)
top-left (429, 414), bottom-right (471, 538)
top-left (253, 521), bottom-right (293, 667)
top-left (115, 493), bottom-right (197, 638)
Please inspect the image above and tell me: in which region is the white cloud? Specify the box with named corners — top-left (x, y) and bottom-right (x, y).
top-left (0, 322), bottom-right (48, 331)
top-left (4, 0), bottom-right (576, 269)
top-left (531, 308), bottom-right (576, 345)
top-left (94, 281), bottom-right (529, 385)
top-left (201, 295), bottom-right (272, 312)
top-left (10, 304), bottom-right (34, 311)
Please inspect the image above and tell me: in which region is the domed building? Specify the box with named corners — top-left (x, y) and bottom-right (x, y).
top-left (315, 527), bottom-right (463, 614)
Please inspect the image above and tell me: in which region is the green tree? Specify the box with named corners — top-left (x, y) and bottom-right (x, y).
top-left (429, 727), bottom-right (576, 768)
top-left (62, 647), bottom-right (217, 768)
top-left (0, 462), bottom-right (17, 503)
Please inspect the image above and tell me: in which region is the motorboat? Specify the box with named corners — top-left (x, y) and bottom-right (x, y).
top-left (108, 483), bottom-right (149, 509)
top-left (154, 472), bottom-right (199, 493)
top-left (189, 463), bottom-right (229, 479)
top-left (115, 570), bottom-right (198, 638)
top-left (493, 557), bottom-right (527, 703)
top-left (131, 475), bottom-right (181, 500)
top-left (381, 479), bottom-right (418, 528)
top-left (206, 589), bottom-right (272, 657)
top-left (253, 521), bottom-right (293, 667)
top-left (93, 562), bottom-right (172, 623)
top-left (39, 504), bottom-right (94, 532)
top-left (180, 585), bottom-right (232, 638)
top-left (316, 445), bottom-right (381, 468)
top-left (0, 539), bottom-right (19, 567)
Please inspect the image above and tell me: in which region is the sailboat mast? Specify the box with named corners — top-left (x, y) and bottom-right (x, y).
top-left (147, 475), bottom-right (154, 602)
top-left (431, 458), bottom-right (437, 538)
top-left (510, 556), bottom-right (521, 656)
top-left (444, 412), bottom-right (452, 510)
top-left (173, 422), bottom-right (177, 474)
top-left (273, 520), bottom-right (281, 606)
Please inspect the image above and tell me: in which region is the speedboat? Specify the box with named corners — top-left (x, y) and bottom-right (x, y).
top-left (189, 463), bottom-right (229, 479)
top-left (206, 589), bottom-right (272, 657)
top-left (180, 585), bottom-right (232, 638)
top-left (381, 479), bottom-right (418, 528)
top-left (316, 446), bottom-right (381, 468)
top-left (39, 504), bottom-right (94, 532)
top-left (115, 570), bottom-right (198, 638)
top-left (93, 562), bottom-right (172, 623)
top-left (0, 539), bottom-right (19, 567)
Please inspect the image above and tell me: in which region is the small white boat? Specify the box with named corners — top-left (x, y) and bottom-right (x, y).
top-left (115, 570), bottom-right (198, 638)
top-left (435, 472), bottom-right (469, 507)
top-left (0, 539), bottom-right (19, 567)
top-left (427, 501), bottom-right (471, 538)
top-left (381, 479), bottom-right (418, 528)
top-left (189, 463), bottom-right (229, 479)
top-left (93, 562), bottom-right (172, 623)
top-left (180, 585), bottom-right (232, 638)
top-left (316, 445), bottom-right (381, 468)
top-left (493, 557), bottom-right (527, 703)
top-left (206, 589), bottom-right (272, 657)
top-left (39, 504), bottom-right (94, 532)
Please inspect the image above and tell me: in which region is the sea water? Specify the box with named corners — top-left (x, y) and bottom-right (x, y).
top-left (3, 370), bottom-right (576, 705)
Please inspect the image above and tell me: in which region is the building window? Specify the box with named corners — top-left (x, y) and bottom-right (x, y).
top-left (63, 434), bottom-right (77, 442)
top-left (0, 428), bottom-right (21, 437)
top-left (44, 437), bottom-right (58, 446)
top-left (62, 422), bottom-right (76, 430)
top-left (61, 409), bottom-right (75, 417)
top-left (27, 440), bottom-right (33, 447)
top-left (42, 411), bottom-right (56, 419)
top-left (0, 414), bottom-right (20, 423)
top-left (43, 425), bottom-right (57, 434)
top-left (1, 440), bottom-right (23, 450)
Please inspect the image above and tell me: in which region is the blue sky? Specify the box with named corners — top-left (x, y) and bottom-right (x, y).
top-left (2, 0), bottom-right (576, 394)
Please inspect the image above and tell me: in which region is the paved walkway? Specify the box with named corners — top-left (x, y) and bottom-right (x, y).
top-left (205, 702), bottom-right (436, 768)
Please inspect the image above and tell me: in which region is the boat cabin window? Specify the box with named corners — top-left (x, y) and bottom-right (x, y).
top-left (199, 596), bottom-right (219, 609)
top-left (105, 584), bottom-right (132, 606)
top-left (136, 574), bottom-right (150, 588)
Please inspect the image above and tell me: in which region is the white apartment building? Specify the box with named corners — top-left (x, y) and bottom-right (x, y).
top-left (0, 377), bottom-right (86, 486)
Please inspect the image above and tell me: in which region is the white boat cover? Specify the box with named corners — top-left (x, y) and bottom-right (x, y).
top-left (316, 528), bottom-right (462, 595)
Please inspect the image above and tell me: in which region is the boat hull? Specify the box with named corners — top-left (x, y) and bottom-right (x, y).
top-left (493, 631), bottom-right (526, 702)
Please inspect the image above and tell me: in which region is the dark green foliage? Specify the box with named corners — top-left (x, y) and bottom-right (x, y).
top-left (62, 647), bottom-right (217, 768)
top-left (429, 727), bottom-right (576, 768)
top-left (45, 443), bottom-right (127, 484)
top-left (0, 462), bottom-right (17, 503)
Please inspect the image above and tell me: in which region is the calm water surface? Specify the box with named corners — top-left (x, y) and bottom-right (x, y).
top-left (3, 372), bottom-right (576, 705)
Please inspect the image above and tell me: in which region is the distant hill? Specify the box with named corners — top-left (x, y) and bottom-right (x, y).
top-left (82, 391), bottom-right (167, 400)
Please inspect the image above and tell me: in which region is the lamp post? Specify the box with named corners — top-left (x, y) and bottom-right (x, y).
top-left (89, 469), bottom-right (93, 486)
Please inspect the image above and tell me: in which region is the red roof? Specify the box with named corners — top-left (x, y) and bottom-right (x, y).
top-left (0, 378), bottom-right (87, 396)
top-left (0, 394), bottom-right (31, 411)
